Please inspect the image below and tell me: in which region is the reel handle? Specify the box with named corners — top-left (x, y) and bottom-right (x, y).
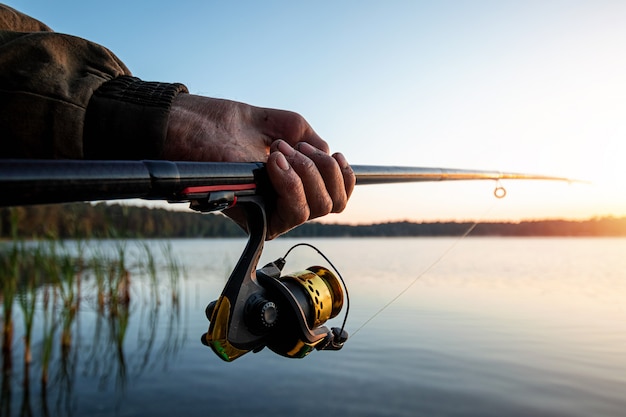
top-left (317, 327), bottom-right (349, 351)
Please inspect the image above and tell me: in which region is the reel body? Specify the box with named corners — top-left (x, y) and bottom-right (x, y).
top-left (198, 195), bottom-right (348, 362)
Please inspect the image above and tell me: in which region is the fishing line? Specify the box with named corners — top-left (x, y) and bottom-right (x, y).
top-left (350, 199), bottom-right (499, 337)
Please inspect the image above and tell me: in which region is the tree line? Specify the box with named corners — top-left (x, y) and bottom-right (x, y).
top-left (1, 203), bottom-right (625, 239)
top-left (285, 218), bottom-right (626, 237)
top-left (0, 203), bottom-right (245, 239)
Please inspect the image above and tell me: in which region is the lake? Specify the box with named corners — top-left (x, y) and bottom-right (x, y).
top-left (2, 237), bottom-right (626, 417)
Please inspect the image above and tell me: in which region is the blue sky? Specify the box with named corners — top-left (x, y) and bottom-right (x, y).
top-left (8, 1), bottom-right (626, 223)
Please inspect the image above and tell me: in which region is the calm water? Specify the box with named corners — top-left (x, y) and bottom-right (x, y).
top-left (2, 237), bottom-right (626, 417)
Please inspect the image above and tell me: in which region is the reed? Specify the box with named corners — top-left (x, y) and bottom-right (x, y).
top-left (141, 242), bottom-right (160, 305)
top-left (1, 241), bottom-right (18, 357)
top-left (111, 298), bottom-right (130, 389)
top-left (1, 235), bottom-right (186, 404)
top-left (42, 240), bottom-right (78, 352)
top-left (161, 242), bottom-right (184, 305)
top-left (90, 247), bottom-right (107, 313)
top-left (107, 241), bottom-right (130, 317)
top-left (114, 241), bottom-right (130, 306)
top-left (17, 244), bottom-right (39, 365)
top-left (74, 240), bottom-right (84, 311)
top-left (40, 284), bottom-right (58, 385)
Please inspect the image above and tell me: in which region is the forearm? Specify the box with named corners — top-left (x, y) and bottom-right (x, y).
top-left (0, 4), bottom-right (187, 159)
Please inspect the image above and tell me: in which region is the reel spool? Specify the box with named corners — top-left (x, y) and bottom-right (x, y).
top-left (255, 265), bottom-right (346, 358)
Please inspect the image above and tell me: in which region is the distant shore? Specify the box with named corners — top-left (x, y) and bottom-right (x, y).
top-left (2, 203), bottom-right (625, 239)
top-left (285, 217), bottom-right (626, 238)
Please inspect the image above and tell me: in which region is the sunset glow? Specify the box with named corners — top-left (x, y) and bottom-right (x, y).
top-left (14, 0), bottom-right (626, 224)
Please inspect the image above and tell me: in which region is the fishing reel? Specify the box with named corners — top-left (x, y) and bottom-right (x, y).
top-left (192, 191), bottom-right (349, 362)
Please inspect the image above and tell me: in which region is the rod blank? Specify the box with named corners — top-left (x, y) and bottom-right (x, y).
top-left (0, 159), bottom-right (577, 207)
top-left (352, 165), bottom-right (575, 185)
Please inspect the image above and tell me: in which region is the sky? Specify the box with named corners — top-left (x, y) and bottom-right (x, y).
top-left (8, 0), bottom-right (626, 224)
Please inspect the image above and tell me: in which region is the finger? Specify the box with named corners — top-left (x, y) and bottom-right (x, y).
top-left (295, 142), bottom-right (349, 213)
top-left (275, 140), bottom-right (333, 219)
top-left (333, 152), bottom-right (356, 207)
top-left (265, 150), bottom-right (309, 240)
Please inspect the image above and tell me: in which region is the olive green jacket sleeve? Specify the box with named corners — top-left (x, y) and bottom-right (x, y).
top-left (0, 4), bottom-right (188, 159)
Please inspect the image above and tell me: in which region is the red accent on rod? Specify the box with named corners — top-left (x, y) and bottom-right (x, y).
top-left (181, 183), bottom-right (256, 195)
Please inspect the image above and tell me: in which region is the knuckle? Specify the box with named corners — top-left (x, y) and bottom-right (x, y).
top-left (289, 111), bottom-right (308, 129)
top-left (294, 204), bottom-right (311, 224)
top-left (312, 195), bottom-right (333, 218)
top-left (294, 154), bottom-right (316, 172)
top-left (332, 197), bottom-right (348, 213)
top-left (316, 152), bottom-right (337, 169)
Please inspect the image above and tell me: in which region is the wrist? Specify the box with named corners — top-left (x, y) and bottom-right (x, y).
top-left (164, 95), bottom-right (259, 162)
top-left (84, 76), bottom-right (188, 159)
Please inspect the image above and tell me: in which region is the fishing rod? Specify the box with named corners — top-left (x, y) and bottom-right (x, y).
top-left (0, 159), bottom-right (575, 206)
top-left (0, 159), bottom-right (576, 362)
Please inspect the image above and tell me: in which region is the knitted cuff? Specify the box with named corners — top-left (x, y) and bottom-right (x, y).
top-left (84, 76), bottom-right (188, 160)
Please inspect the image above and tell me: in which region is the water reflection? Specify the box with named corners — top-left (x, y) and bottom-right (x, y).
top-left (3, 237), bottom-right (626, 417)
top-left (0, 240), bottom-right (186, 417)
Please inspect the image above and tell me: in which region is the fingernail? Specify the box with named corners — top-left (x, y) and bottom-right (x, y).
top-left (277, 140), bottom-right (295, 156)
top-left (334, 152), bottom-right (351, 170)
top-left (276, 152), bottom-right (290, 170)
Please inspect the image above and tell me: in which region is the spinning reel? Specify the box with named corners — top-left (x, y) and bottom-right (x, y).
top-left (190, 189), bottom-right (349, 362)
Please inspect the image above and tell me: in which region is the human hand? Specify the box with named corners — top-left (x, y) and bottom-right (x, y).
top-left (165, 94), bottom-right (355, 239)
